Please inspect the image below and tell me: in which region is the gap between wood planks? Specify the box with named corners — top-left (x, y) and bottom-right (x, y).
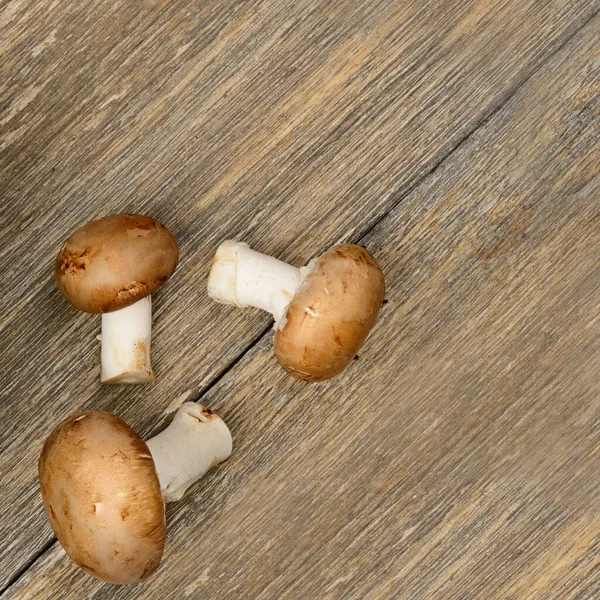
top-left (1, 7), bottom-right (599, 597)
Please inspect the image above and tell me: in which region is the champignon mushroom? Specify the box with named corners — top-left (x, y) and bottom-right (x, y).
top-left (38, 402), bottom-right (232, 585)
top-left (55, 214), bottom-right (179, 383)
top-left (208, 241), bottom-right (384, 381)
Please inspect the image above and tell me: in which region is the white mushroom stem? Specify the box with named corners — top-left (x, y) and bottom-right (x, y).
top-left (146, 403), bottom-right (232, 503)
top-left (207, 240), bottom-right (306, 325)
top-left (100, 296), bottom-right (155, 384)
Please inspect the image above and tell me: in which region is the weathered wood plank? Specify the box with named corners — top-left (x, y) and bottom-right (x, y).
top-left (5, 9), bottom-right (599, 599)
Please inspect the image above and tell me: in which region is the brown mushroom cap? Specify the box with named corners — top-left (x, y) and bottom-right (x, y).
top-left (274, 244), bottom-right (385, 381)
top-left (55, 214), bottom-right (179, 313)
top-left (38, 411), bottom-right (166, 585)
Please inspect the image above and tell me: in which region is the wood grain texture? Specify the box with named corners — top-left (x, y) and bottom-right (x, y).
top-left (3, 0), bottom-right (597, 586)
top-left (3, 7), bottom-right (599, 599)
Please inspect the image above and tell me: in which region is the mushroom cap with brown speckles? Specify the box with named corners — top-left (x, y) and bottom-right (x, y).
top-left (274, 244), bottom-right (385, 381)
top-left (38, 411), bottom-right (166, 585)
top-left (55, 214), bottom-right (179, 313)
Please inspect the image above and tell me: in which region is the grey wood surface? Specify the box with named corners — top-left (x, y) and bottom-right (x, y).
top-left (1, 0), bottom-right (599, 597)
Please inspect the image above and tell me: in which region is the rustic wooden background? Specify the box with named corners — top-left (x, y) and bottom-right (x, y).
top-left (1, 0), bottom-right (599, 597)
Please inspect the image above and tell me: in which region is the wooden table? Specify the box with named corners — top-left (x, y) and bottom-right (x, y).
top-left (1, 0), bottom-right (599, 597)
